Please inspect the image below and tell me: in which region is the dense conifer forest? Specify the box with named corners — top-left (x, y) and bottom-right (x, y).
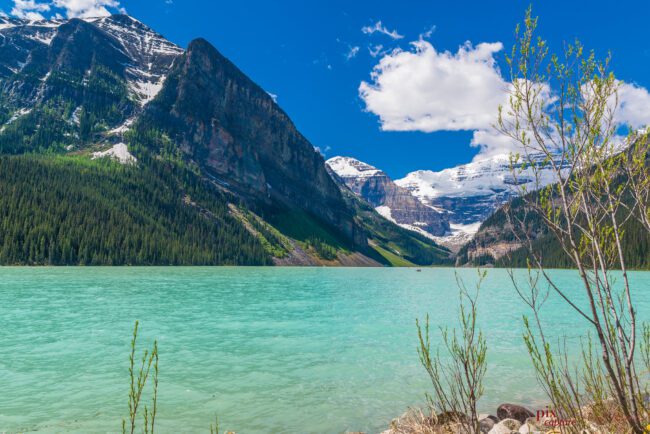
top-left (0, 155), bottom-right (270, 265)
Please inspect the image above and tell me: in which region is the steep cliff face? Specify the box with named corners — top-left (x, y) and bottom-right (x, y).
top-left (139, 38), bottom-right (360, 244)
top-left (326, 157), bottom-right (450, 237)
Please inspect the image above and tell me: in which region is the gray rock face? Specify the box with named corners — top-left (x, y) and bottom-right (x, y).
top-left (139, 39), bottom-right (362, 244)
top-left (326, 157), bottom-right (449, 236)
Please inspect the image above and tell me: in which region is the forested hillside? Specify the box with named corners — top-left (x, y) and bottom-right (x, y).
top-left (458, 190), bottom-right (650, 269)
top-left (0, 155), bottom-right (270, 265)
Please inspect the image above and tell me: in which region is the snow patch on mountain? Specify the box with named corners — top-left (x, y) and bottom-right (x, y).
top-left (1, 108), bottom-right (32, 132)
top-left (129, 77), bottom-right (165, 106)
top-left (327, 155), bottom-right (451, 238)
top-left (327, 156), bottom-right (383, 178)
top-left (108, 116), bottom-right (136, 135)
top-left (92, 143), bottom-right (137, 164)
top-left (374, 205), bottom-right (394, 222)
top-left (93, 15), bottom-right (184, 59)
top-left (93, 15), bottom-right (183, 106)
top-left (329, 152), bottom-right (563, 249)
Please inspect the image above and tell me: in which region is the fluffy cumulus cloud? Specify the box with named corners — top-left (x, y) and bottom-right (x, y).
top-left (11, 0), bottom-right (50, 20)
top-left (613, 81), bottom-right (650, 128)
top-left (359, 40), bottom-right (508, 132)
top-left (53, 0), bottom-right (121, 18)
top-left (11, 0), bottom-right (122, 19)
top-left (360, 38), bottom-right (650, 160)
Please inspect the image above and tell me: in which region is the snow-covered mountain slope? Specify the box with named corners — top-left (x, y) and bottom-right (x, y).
top-left (327, 154), bottom-right (561, 250)
top-left (326, 156), bottom-right (449, 237)
top-left (0, 14), bottom-right (185, 158)
top-left (0, 14), bottom-right (182, 112)
top-left (395, 153), bottom-right (559, 226)
top-left (91, 15), bottom-right (183, 105)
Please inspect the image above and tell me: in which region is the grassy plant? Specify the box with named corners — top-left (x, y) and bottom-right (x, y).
top-left (416, 269), bottom-right (488, 434)
top-left (121, 322), bottom-right (234, 434)
top-left (210, 414), bottom-right (219, 434)
top-left (122, 320), bottom-right (158, 434)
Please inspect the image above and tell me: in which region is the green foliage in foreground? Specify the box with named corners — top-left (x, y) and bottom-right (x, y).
top-left (0, 155), bottom-right (270, 265)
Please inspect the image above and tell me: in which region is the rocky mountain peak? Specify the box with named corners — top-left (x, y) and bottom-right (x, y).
top-left (326, 156), bottom-right (449, 238)
top-left (137, 36), bottom-right (361, 244)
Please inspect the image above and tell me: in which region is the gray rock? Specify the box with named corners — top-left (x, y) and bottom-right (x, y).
top-left (479, 417), bottom-right (496, 433)
top-left (497, 403), bottom-right (534, 424)
top-left (487, 425), bottom-right (515, 434)
top-left (518, 416), bottom-right (548, 433)
top-left (488, 418), bottom-right (522, 434)
top-left (479, 414), bottom-right (499, 423)
top-left (326, 157), bottom-right (450, 236)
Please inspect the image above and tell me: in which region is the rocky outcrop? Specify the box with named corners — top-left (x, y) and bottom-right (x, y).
top-left (326, 156), bottom-right (449, 236)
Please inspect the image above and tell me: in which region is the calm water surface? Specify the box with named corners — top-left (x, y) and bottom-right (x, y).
top-left (1, 267), bottom-right (648, 433)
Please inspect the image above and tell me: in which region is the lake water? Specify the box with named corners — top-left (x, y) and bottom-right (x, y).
top-left (1, 267), bottom-right (648, 433)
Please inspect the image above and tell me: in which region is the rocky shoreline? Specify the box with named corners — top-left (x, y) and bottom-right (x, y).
top-left (383, 403), bottom-right (579, 434)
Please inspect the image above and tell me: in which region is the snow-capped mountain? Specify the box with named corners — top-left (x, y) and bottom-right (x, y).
top-left (90, 15), bottom-right (183, 106)
top-left (395, 153), bottom-right (559, 225)
top-left (327, 154), bottom-right (561, 248)
top-left (326, 156), bottom-right (450, 237)
top-left (0, 14), bottom-right (183, 141)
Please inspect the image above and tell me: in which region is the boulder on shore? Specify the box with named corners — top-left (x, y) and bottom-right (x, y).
top-left (488, 418), bottom-right (522, 434)
top-left (497, 403), bottom-right (534, 424)
top-left (479, 416), bottom-right (496, 433)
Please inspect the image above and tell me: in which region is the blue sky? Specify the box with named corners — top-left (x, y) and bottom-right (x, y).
top-left (3, 0), bottom-right (650, 178)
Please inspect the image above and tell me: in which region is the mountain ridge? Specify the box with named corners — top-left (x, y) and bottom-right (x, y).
top-left (327, 153), bottom-right (563, 250)
top-left (0, 13), bottom-right (449, 266)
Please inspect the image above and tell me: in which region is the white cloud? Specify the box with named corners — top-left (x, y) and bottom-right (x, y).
top-left (345, 45), bottom-right (360, 60)
top-left (11, 0), bottom-right (121, 19)
top-left (314, 145), bottom-right (332, 156)
top-left (361, 20), bottom-right (403, 40)
top-left (368, 44), bottom-right (385, 58)
top-left (359, 40), bottom-right (507, 132)
top-left (613, 81), bottom-right (650, 128)
top-left (11, 0), bottom-right (50, 19)
top-left (360, 37), bottom-right (650, 161)
top-left (420, 25), bottom-right (436, 40)
top-left (52, 0), bottom-right (120, 18)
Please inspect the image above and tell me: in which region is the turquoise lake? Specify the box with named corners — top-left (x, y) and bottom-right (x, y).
top-left (1, 267), bottom-right (648, 433)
